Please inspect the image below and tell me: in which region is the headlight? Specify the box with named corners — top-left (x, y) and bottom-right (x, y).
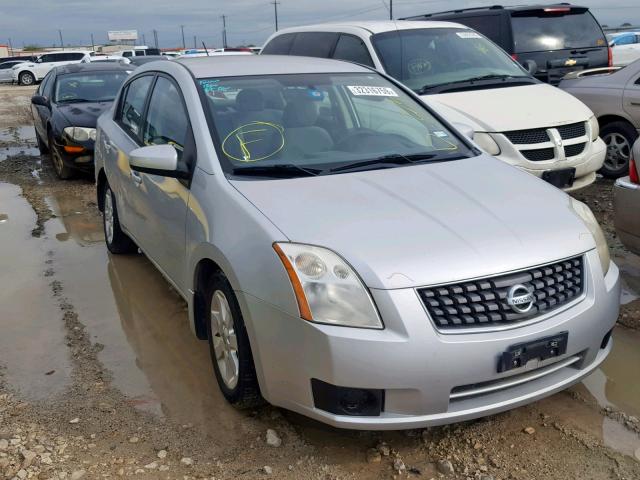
top-left (273, 243), bottom-right (383, 329)
top-left (63, 127), bottom-right (96, 142)
top-left (588, 115), bottom-right (599, 142)
top-left (570, 198), bottom-right (610, 275)
top-left (473, 132), bottom-right (501, 156)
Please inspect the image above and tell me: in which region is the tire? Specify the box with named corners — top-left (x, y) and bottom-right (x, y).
top-left (18, 71), bottom-right (35, 86)
top-left (103, 184), bottom-right (137, 254)
top-left (49, 133), bottom-right (74, 180)
top-left (600, 121), bottom-right (639, 178)
top-left (36, 132), bottom-right (48, 154)
top-left (204, 272), bottom-right (262, 408)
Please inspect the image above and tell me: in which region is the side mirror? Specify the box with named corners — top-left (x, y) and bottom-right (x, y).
top-left (452, 122), bottom-right (475, 139)
top-left (31, 95), bottom-right (49, 107)
top-left (523, 59), bottom-right (538, 75)
top-left (129, 144), bottom-right (180, 176)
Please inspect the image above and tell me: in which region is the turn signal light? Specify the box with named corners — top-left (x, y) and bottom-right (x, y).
top-left (63, 145), bottom-right (84, 154)
top-left (630, 156), bottom-right (639, 184)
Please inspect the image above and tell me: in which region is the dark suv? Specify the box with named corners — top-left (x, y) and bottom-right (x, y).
top-left (403, 4), bottom-right (611, 85)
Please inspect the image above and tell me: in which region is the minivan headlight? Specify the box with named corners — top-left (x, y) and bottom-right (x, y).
top-left (588, 115), bottom-right (599, 141)
top-left (63, 127), bottom-right (96, 142)
top-left (273, 243), bottom-right (383, 329)
top-left (473, 132), bottom-right (501, 156)
top-left (570, 198), bottom-right (610, 275)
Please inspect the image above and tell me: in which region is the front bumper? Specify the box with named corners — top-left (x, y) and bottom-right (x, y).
top-left (613, 176), bottom-right (640, 255)
top-left (240, 250), bottom-right (619, 430)
top-left (53, 137), bottom-right (95, 171)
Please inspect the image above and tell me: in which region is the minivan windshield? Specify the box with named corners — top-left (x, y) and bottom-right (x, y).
top-left (54, 72), bottom-right (130, 103)
top-left (371, 28), bottom-right (532, 93)
top-left (198, 72), bottom-right (473, 178)
top-left (512, 10), bottom-right (607, 53)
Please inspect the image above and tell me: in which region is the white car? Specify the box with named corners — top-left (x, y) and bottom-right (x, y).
top-left (12, 51), bottom-right (91, 85)
top-left (263, 21), bottom-right (607, 191)
top-left (609, 32), bottom-right (640, 66)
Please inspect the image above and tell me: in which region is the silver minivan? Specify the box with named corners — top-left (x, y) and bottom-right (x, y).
top-left (95, 56), bottom-right (619, 429)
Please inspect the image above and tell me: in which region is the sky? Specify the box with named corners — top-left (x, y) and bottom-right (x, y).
top-left (2, 0), bottom-right (639, 49)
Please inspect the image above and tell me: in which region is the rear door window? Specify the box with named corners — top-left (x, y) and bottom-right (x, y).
top-left (512, 10), bottom-right (606, 52)
top-left (332, 34), bottom-right (375, 67)
top-left (67, 53), bottom-right (85, 61)
top-left (289, 32), bottom-right (339, 58)
top-left (117, 75), bottom-right (154, 141)
top-left (262, 33), bottom-right (296, 55)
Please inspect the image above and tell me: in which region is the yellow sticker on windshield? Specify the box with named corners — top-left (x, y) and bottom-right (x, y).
top-left (222, 122), bottom-right (285, 162)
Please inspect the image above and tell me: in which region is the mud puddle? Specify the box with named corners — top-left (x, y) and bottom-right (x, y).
top-left (0, 182), bottom-right (72, 400)
top-left (0, 145), bottom-right (40, 161)
top-left (0, 125), bottom-right (36, 144)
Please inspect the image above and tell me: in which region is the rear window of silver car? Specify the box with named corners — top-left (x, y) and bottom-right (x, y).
top-left (198, 72), bottom-right (472, 177)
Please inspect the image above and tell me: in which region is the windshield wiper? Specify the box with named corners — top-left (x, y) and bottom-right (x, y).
top-left (56, 98), bottom-right (95, 104)
top-left (418, 74), bottom-right (530, 94)
top-left (232, 164), bottom-right (324, 178)
top-left (330, 153), bottom-right (435, 173)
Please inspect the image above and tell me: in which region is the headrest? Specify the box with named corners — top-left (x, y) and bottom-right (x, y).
top-left (236, 89), bottom-right (265, 112)
top-left (283, 99), bottom-right (319, 128)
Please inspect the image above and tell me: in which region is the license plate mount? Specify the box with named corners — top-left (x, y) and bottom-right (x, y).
top-left (498, 332), bottom-right (569, 373)
top-left (542, 168), bottom-right (576, 189)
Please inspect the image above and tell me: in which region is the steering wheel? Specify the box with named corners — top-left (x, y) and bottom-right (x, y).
top-left (334, 129), bottom-right (380, 152)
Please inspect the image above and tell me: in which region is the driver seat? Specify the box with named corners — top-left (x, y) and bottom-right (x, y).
top-left (282, 99), bottom-right (333, 156)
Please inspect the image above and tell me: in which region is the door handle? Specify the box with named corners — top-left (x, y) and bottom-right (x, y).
top-left (630, 101), bottom-right (640, 107)
top-left (130, 170), bottom-right (143, 186)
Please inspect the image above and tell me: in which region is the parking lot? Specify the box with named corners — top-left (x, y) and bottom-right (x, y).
top-left (0, 82), bottom-right (639, 480)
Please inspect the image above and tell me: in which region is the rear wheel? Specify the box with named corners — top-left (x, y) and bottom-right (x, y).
top-left (103, 184), bottom-right (137, 254)
top-left (205, 272), bottom-right (262, 408)
top-left (49, 133), bottom-right (74, 180)
top-left (18, 71), bottom-right (35, 86)
top-left (600, 121), bottom-right (638, 178)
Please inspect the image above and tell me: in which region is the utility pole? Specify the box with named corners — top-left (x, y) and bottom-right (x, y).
top-left (153, 29), bottom-right (158, 49)
top-left (90, 33), bottom-right (95, 52)
top-left (221, 15), bottom-right (228, 48)
top-left (8, 38), bottom-right (13, 56)
top-left (180, 25), bottom-right (186, 49)
top-left (194, 35), bottom-right (197, 48)
top-left (58, 29), bottom-right (64, 50)
top-left (390, 0), bottom-right (393, 20)
top-left (271, 1), bottom-right (281, 32)
top-left (142, 33), bottom-right (146, 45)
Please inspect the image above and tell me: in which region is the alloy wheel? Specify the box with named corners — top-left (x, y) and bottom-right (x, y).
top-left (20, 73), bottom-right (34, 86)
top-left (51, 146), bottom-right (64, 176)
top-left (603, 132), bottom-right (631, 171)
top-left (210, 290), bottom-right (239, 389)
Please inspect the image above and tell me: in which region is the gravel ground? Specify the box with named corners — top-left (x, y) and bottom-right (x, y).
top-left (0, 83), bottom-right (639, 480)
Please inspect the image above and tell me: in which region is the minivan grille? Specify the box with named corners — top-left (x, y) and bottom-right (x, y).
top-left (521, 148), bottom-right (555, 161)
top-left (564, 143), bottom-right (586, 157)
top-left (504, 129), bottom-right (549, 145)
top-left (418, 256), bottom-right (584, 330)
top-left (557, 122), bottom-right (586, 140)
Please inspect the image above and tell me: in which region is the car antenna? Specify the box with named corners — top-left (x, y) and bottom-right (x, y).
top-left (202, 41), bottom-right (210, 56)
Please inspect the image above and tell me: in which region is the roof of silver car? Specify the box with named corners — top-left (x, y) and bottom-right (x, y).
top-left (271, 20), bottom-right (467, 35)
top-left (176, 55), bottom-right (372, 78)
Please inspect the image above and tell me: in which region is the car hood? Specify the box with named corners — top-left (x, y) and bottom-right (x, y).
top-left (57, 102), bottom-right (112, 127)
top-left (422, 84), bottom-right (593, 133)
top-left (231, 155), bottom-right (595, 290)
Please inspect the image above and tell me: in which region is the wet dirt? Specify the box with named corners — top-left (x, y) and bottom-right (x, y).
top-left (0, 83), bottom-right (639, 479)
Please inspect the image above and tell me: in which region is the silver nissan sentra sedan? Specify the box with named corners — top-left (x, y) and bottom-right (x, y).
top-left (95, 55), bottom-right (620, 430)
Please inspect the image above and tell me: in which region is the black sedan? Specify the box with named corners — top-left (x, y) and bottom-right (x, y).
top-left (31, 63), bottom-right (131, 179)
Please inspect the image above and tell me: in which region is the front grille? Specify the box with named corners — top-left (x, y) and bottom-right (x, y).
top-left (504, 129), bottom-right (549, 145)
top-left (418, 256), bottom-right (584, 330)
top-left (564, 142), bottom-right (586, 157)
top-left (557, 122), bottom-right (586, 140)
top-left (521, 148), bottom-right (555, 161)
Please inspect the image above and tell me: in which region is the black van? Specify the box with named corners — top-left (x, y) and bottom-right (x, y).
top-left (403, 4), bottom-right (611, 85)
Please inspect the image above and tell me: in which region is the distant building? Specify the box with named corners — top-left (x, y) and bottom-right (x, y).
top-left (0, 45), bottom-right (10, 58)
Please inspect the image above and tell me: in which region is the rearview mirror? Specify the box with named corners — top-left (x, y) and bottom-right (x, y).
top-left (129, 144), bottom-right (179, 175)
top-left (31, 95), bottom-right (49, 107)
top-left (452, 122), bottom-right (475, 139)
top-left (522, 59), bottom-right (538, 75)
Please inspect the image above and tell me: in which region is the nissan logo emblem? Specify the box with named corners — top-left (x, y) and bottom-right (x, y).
top-left (507, 284), bottom-right (535, 314)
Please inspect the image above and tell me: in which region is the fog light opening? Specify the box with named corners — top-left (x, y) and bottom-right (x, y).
top-left (311, 379), bottom-right (384, 417)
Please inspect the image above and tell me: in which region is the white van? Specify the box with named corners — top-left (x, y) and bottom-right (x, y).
top-left (262, 21), bottom-right (606, 191)
top-left (113, 46), bottom-right (161, 58)
top-left (12, 51), bottom-right (91, 85)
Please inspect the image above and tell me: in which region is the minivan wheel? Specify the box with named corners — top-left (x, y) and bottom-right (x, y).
top-left (19, 71), bottom-right (35, 86)
top-left (205, 272), bottom-right (262, 408)
top-left (103, 184), bottom-right (137, 254)
top-left (600, 121), bottom-right (639, 178)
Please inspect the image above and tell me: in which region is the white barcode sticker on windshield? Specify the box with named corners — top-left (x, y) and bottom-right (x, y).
top-left (433, 131), bottom-right (448, 137)
top-left (456, 31), bottom-right (482, 39)
top-left (347, 86), bottom-right (398, 97)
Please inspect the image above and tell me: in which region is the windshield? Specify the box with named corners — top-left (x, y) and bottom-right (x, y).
top-left (198, 72), bottom-right (473, 178)
top-left (512, 10), bottom-right (607, 52)
top-left (371, 28), bottom-right (530, 92)
top-left (54, 71), bottom-right (129, 103)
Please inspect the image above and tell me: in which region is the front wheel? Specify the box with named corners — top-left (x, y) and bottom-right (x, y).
top-left (49, 133), bottom-right (74, 180)
top-left (600, 121), bottom-right (638, 178)
top-left (103, 184), bottom-right (137, 254)
top-left (19, 71), bottom-right (35, 86)
top-left (205, 272), bottom-right (262, 408)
